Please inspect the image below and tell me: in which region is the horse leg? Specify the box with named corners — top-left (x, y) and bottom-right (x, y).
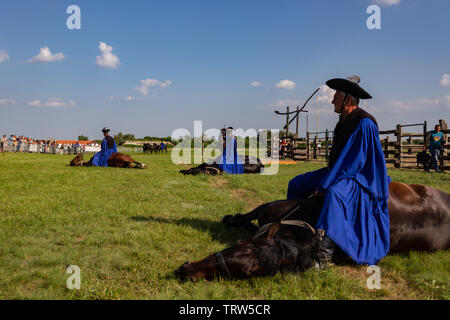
top-left (222, 201), bottom-right (274, 230)
top-left (222, 199), bottom-right (304, 232)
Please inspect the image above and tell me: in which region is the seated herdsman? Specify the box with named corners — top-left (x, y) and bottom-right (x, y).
top-left (287, 76), bottom-right (390, 266)
top-left (216, 127), bottom-right (244, 174)
top-left (90, 127), bottom-right (118, 167)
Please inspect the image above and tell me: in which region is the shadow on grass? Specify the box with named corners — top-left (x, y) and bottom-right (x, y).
top-left (131, 215), bottom-right (251, 246)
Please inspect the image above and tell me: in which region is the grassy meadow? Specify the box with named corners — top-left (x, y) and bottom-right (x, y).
top-left (0, 152), bottom-right (448, 300)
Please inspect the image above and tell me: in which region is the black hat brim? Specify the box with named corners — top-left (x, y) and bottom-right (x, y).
top-left (326, 78), bottom-right (372, 99)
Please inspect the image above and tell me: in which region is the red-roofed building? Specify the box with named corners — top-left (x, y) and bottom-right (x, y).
top-left (55, 140), bottom-right (97, 145)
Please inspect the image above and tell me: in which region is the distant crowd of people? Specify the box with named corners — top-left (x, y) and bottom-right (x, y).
top-left (0, 135), bottom-right (100, 154)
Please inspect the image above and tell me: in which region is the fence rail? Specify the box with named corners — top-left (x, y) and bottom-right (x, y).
top-left (278, 119), bottom-right (449, 172)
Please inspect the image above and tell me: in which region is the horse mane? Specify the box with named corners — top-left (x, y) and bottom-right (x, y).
top-left (254, 225), bottom-right (325, 275)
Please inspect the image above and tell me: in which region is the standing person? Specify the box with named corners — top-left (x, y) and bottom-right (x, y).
top-left (286, 76), bottom-right (390, 267)
top-left (216, 127), bottom-right (244, 174)
top-left (423, 124), bottom-right (445, 173)
top-left (90, 127), bottom-right (117, 167)
top-left (1, 135), bottom-right (7, 153)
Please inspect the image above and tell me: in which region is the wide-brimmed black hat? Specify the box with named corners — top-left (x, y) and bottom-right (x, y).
top-left (326, 75), bottom-right (372, 99)
top-left (102, 127), bottom-right (110, 133)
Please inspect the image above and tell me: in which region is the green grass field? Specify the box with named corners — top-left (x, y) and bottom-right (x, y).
top-left (0, 152), bottom-right (448, 300)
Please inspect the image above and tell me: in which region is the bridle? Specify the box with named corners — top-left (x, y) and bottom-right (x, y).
top-left (253, 195), bottom-right (322, 241)
top-left (215, 196), bottom-right (323, 279)
top-left (215, 251), bottom-right (232, 278)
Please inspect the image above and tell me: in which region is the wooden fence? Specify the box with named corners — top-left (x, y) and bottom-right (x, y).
top-left (279, 119), bottom-right (449, 171)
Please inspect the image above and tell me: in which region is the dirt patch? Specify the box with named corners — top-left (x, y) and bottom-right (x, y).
top-left (334, 265), bottom-right (423, 300)
top-left (209, 177), bottom-right (265, 210)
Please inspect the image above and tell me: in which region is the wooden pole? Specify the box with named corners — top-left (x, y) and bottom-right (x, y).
top-left (314, 135), bottom-right (318, 160)
top-left (306, 131), bottom-right (310, 161)
top-left (286, 106), bottom-right (290, 138)
top-left (396, 124), bottom-right (402, 168)
top-left (295, 106), bottom-right (299, 138)
top-left (325, 129), bottom-right (329, 164)
top-left (385, 136), bottom-right (389, 160)
top-left (439, 119), bottom-right (447, 171)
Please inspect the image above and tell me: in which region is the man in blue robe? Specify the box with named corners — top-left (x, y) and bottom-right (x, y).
top-left (90, 127), bottom-right (117, 167)
top-left (217, 127), bottom-right (244, 174)
top-left (287, 76), bottom-right (390, 266)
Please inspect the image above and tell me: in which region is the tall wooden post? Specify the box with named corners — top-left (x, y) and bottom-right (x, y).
top-left (313, 135), bottom-right (318, 160)
top-left (385, 136), bottom-right (390, 160)
top-left (325, 129), bottom-right (329, 164)
top-left (396, 124), bottom-right (402, 168)
top-left (295, 106), bottom-right (299, 138)
top-left (439, 119), bottom-right (448, 171)
top-left (285, 106), bottom-right (290, 138)
top-left (408, 135), bottom-right (412, 154)
top-left (423, 120), bottom-right (428, 150)
top-left (306, 131), bottom-right (310, 161)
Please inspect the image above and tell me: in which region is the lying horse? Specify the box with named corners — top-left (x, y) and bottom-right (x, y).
top-left (70, 153), bottom-right (147, 169)
top-left (175, 182), bottom-right (450, 281)
top-left (179, 156), bottom-right (264, 175)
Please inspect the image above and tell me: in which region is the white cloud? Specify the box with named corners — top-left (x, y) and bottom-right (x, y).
top-left (28, 98), bottom-right (76, 108)
top-left (0, 50), bottom-right (10, 64)
top-left (440, 74), bottom-right (450, 86)
top-left (273, 99), bottom-right (303, 108)
top-left (135, 78), bottom-right (172, 96)
top-left (317, 85), bottom-right (335, 103)
top-left (96, 42), bottom-right (120, 69)
top-left (445, 95), bottom-right (450, 105)
top-left (25, 47), bottom-right (65, 63)
top-left (386, 96), bottom-right (449, 113)
top-left (275, 79), bottom-right (296, 90)
top-left (373, 0), bottom-right (401, 6)
top-left (0, 98), bottom-right (16, 105)
top-left (124, 96), bottom-right (136, 102)
top-left (250, 81), bottom-right (262, 87)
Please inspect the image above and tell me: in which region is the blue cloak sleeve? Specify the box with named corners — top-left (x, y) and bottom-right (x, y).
top-left (315, 118), bottom-right (391, 265)
top-left (91, 138), bottom-right (117, 167)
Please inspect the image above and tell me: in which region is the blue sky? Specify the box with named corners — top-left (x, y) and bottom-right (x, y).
top-left (0, 0), bottom-right (449, 140)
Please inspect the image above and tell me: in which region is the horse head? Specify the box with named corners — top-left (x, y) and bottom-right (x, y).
top-left (70, 153), bottom-right (84, 166)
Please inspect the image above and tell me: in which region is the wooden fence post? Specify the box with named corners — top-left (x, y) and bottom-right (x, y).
top-left (306, 131), bottom-right (310, 160)
top-left (423, 121), bottom-right (427, 148)
top-left (396, 124), bottom-right (402, 168)
top-left (385, 136), bottom-right (389, 159)
top-left (408, 135), bottom-right (412, 154)
top-left (325, 129), bottom-right (329, 164)
top-left (286, 106), bottom-right (290, 138)
top-left (313, 135), bottom-right (318, 160)
top-left (439, 119), bottom-right (448, 171)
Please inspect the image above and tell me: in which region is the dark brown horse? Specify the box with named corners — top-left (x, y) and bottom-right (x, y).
top-left (175, 182), bottom-right (450, 281)
top-left (179, 156), bottom-right (264, 175)
top-left (70, 153), bottom-right (147, 169)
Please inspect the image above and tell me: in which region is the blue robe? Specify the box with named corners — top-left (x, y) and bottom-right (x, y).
top-left (287, 118), bottom-right (390, 265)
top-left (217, 136), bottom-right (244, 174)
top-left (91, 137), bottom-right (117, 167)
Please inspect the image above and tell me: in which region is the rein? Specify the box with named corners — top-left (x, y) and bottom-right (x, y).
top-left (215, 252), bottom-right (232, 278)
top-left (252, 196), bottom-right (320, 241)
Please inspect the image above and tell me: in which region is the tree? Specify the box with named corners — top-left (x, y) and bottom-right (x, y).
top-left (78, 135), bottom-right (89, 141)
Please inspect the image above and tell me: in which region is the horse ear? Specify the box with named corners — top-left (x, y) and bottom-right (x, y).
top-left (267, 222), bottom-right (281, 241)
